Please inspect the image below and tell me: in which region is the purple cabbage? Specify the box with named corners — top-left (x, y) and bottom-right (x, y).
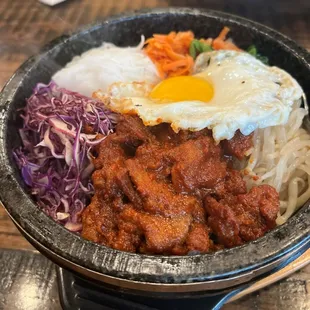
top-left (13, 81), bottom-right (117, 232)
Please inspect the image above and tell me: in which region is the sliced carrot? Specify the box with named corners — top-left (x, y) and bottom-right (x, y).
top-left (212, 26), bottom-right (242, 52)
top-left (218, 26), bottom-right (230, 40)
top-left (144, 31), bottom-right (195, 78)
top-left (144, 28), bottom-right (242, 79)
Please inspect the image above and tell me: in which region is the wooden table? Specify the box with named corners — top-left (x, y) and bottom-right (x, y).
top-left (0, 0), bottom-right (309, 309)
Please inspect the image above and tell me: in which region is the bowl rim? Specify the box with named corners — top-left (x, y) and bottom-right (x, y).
top-left (0, 7), bottom-right (310, 285)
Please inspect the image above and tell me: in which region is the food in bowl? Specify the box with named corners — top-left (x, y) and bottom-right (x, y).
top-left (14, 27), bottom-right (309, 255)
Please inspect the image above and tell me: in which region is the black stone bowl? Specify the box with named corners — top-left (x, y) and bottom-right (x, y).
top-left (0, 7), bottom-right (310, 303)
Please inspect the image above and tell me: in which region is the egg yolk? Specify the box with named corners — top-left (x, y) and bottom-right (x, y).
top-left (149, 76), bottom-right (214, 103)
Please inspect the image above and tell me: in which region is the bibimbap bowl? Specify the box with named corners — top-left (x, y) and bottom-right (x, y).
top-left (0, 7), bottom-right (310, 300)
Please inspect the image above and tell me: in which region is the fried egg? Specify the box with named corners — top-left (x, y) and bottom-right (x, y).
top-left (94, 50), bottom-right (303, 142)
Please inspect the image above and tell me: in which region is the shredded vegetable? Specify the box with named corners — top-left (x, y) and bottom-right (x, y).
top-left (13, 82), bottom-right (117, 231)
top-left (144, 31), bottom-right (195, 78)
top-left (212, 26), bottom-right (242, 51)
top-left (145, 28), bottom-right (268, 76)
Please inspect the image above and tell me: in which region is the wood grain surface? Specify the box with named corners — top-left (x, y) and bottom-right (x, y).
top-left (0, 0), bottom-right (309, 309)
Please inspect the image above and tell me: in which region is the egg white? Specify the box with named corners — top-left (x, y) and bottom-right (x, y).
top-left (94, 50), bottom-right (303, 142)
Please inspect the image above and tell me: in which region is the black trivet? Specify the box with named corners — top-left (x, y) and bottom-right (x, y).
top-left (56, 238), bottom-right (310, 310)
top-left (56, 267), bottom-right (240, 310)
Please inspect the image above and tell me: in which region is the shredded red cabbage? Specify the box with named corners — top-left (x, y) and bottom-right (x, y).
top-left (13, 81), bottom-right (117, 232)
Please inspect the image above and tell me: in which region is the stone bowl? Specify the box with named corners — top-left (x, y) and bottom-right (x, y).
top-left (0, 8), bottom-right (309, 303)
